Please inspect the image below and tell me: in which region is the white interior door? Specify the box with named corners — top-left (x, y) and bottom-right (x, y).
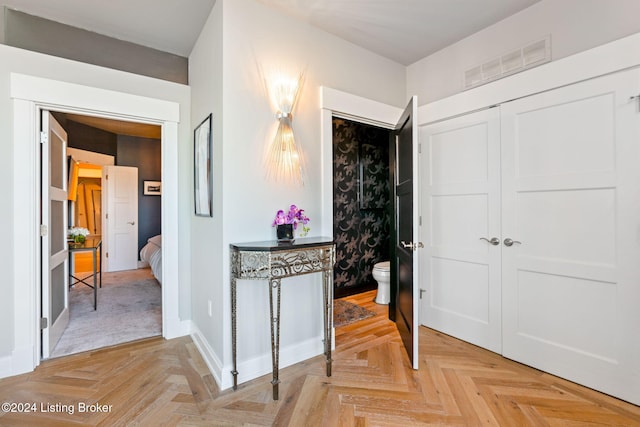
top-left (419, 108), bottom-right (502, 353)
top-left (41, 112), bottom-right (69, 358)
top-left (103, 165), bottom-right (138, 272)
top-left (501, 70), bottom-right (640, 405)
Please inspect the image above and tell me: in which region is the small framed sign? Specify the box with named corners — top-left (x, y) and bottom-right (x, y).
top-left (143, 180), bottom-right (161, 196)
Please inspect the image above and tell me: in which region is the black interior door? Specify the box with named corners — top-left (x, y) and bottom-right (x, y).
top-left (389, 96), bottom-right (419, 369)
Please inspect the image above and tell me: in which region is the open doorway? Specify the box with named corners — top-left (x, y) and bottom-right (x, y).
top-left (331, 116), bottom-right (394, 331)
top-left (47, 111), bottom-right (163, 358)
top-left (11, 73), bottom-right (181, 376)
top-left (332, 117), bottom-right (392, 299)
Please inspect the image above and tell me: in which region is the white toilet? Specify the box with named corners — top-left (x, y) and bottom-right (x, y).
top-left (372, 261), bottom-right (391, 304)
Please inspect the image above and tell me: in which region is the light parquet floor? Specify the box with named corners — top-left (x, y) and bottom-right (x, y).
top-left (1, 290), bottom-right (639, 426)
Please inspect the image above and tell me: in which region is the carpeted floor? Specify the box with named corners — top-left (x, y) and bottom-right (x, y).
top-left (333, 299), bottom-right (376, 327)
top-left (51, 268), bottom-right (161, 358)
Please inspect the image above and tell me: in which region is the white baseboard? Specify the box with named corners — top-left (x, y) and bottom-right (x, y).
top-left (178, 319), bottom-right (192, 337)
top-left (163, 317), bottom-right (192, 340)
top-left (189, 323), bottom-right (325, 391)
top-left (0, 354), bottom-right (12, 379)
top-left (0, 345), bottom-right (36, 380)
top-left (190, 325), bottom-right (224, 389)
top-left (219, 335), bottom-right (325, 391)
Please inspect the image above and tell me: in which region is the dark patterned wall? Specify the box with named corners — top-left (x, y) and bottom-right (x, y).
top-left (333, 118), bottom-right (390, 298)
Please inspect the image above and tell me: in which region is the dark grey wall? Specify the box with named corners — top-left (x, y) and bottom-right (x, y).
top-left (117, 135), bottom-right (162, 255)
top-left (3, 8), bottom-right (188, 84)
top-left (55, 114), bottom-right (118, 157)
top-left (333, 118), bottom-right (391, 298)
top-left (62, 118), bottom-right (162, 256)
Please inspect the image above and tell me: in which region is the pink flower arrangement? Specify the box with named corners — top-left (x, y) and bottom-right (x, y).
top-left (272, 204), bottom-right (310, 236)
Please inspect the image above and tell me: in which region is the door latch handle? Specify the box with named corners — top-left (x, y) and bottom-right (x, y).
top-left (127, 221), bottom-right (136, 226)
top-left (480, 237), bottom-right (500, 246)
top-left (401, 241), bottom-right (424, 251)
top-left (503, 238), bottom-right (521, 247)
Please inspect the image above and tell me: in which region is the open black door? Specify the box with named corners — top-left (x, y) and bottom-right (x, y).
top-left (389, 96), bottom-right (420, 369)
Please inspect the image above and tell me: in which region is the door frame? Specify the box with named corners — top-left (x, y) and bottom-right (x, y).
top-left (320, 87), bottom-right (402, 237)
top-left (10, 73), bottom-right (182, 373)
top-left (320, 86), bottom-right (402, 344)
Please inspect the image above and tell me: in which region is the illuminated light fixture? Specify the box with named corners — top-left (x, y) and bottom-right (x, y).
top-left (264, 71), bottom-right (306, 186)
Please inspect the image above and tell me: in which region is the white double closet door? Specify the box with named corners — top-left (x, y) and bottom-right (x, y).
top-left (420, 69), bottom-right (640, 405)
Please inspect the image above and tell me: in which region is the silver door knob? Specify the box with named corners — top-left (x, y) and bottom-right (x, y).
top-left (480, 237), bottom-right (500, 246)
top-left (504, 238), bottom-right (521, 247)
top-left (401, 241), bottom-right (424, 251)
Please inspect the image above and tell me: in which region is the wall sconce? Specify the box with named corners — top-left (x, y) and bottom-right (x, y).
top-left (264, 71), bottom-right (305, 186)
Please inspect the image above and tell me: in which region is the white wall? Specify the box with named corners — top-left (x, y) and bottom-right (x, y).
top-left (189, 0), bottom-right (225, 369)
top-left (0, 43), bottom-right (192, 360)
top-left (407, 0), bottom-right (640, 104)
top-left (189, 0), bottom-right (406, 388)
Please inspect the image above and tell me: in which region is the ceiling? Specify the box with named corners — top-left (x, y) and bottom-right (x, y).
top-left (254, 0), bottom-right (541, 65)
top-left (3, 0), bottom-right (541, 65)
top-left (62, 114), bottom-right (161, 139)
top-left (2, 0), bottom-right (217, 57)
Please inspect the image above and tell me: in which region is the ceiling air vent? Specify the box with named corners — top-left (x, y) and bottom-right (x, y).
top-left (463, 36), bottom-right (551, 90)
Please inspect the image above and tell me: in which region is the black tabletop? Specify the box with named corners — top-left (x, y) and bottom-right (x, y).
top-left (230, 236), bottom-right (334, 252)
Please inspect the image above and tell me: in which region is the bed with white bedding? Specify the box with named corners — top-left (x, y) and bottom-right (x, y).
top-left (140, 234), bottom-right (162, 284)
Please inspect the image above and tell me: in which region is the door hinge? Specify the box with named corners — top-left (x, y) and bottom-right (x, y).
top-left (631, 94), bottom-right (640, 111)
top-left (40, 317), bottom-right (48, 329)
top-left (105, 174), bottom-right (109, 180)
top-left (418, 143), bottom-right (422, 154)
top-left (419, 215), bottom-right (422, 226)
top-left (419, 289), bottom-right (426, 299)
top-left (40, 224), bottom-right (48, 236)
top-left (39, 132), bottom-right (47, 144)
top-left (105, 213), bottom-right (109, 220)
top-left (106, 252), bottom-right (109, 258)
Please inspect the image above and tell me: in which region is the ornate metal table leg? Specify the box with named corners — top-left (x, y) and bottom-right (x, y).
top-left (323, 269), bottom-right (333, 377)
top-left (269, 278), bottom-right (282, 400)
top-left (231, 276), bottom-right (238, 390)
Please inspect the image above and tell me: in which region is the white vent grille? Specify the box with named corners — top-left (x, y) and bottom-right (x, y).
top-left (463, 36), bottom-right (551, 90)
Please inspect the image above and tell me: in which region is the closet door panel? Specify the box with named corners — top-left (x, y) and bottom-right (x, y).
top-left (515, 93), bottom-right (615, 178)
top-left (516, 188), bottom-right (616, 266)
top-left (420, 108), bottom-right (502, 353)
top-left (501, 69), bottom-right (640, 405)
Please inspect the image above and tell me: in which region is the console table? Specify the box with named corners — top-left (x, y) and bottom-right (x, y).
top-left (230, 237), bottom-right (335, 400)
top-left (68, 237), bottom-right (102, 310)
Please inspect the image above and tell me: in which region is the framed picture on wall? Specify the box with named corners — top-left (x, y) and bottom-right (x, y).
top-left (194, 113), bottom-right (213, 217)
top-left (143, 180), bottom-right (162, 195)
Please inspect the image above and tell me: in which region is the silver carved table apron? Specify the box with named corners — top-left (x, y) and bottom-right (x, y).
top-left (230, 237), bottom-right (335, 400)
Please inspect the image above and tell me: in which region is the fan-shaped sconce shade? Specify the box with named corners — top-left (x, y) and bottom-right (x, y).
top-left (264, 72), bottom-right (305, 186)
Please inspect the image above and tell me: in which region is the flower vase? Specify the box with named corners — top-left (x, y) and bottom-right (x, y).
top-left (276, 224), bottom-right (294, 242)
top-left (74, 235), bottom-right (86, 244)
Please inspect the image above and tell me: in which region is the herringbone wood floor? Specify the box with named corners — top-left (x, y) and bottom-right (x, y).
top-left (1, 290), bottom-right (639, 426)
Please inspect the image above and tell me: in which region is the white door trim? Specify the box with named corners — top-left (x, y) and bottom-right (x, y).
top-left (319, 86), bottom-right (403, 238)
top-left (10, 73), bottom-right (182, 376)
